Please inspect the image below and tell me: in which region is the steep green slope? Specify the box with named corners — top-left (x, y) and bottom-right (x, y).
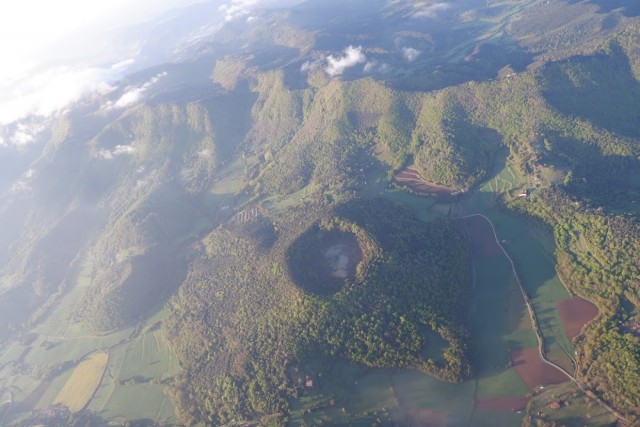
top-left (78, 100), bottom-right (250, 332)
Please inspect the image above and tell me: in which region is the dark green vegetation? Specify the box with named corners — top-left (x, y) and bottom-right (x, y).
top-left (164, 199), bottom-right (472, 425)
top-left (1, 0), bottom-right (640, 425)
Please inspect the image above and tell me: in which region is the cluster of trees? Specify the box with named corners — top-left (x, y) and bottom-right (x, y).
top-left (510, 187), bottom-right (640, 423)
top-left (164, 198), bottom-right (473, 425)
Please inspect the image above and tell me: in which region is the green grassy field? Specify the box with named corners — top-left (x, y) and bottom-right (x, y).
top-left (462, 162), bottom-right (575, 371)
top-left (527, 381), bottom-right (617, 426)
top-left (469, 242), bottom-right (530, 400)
top-left (470, 410), bottom-right (526, 427)
top-left (34, 369), bottom-right (74, 410)
top-left (0, 255), bottom-right (178, 425)
top-left (289, 362), bottom-right (476, 426)
top-left (379, 189), bottom-right (440, 221)
top-left (91, 384), bottom-right (175, 424)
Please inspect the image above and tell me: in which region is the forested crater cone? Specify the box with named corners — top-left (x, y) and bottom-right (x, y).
top-left (286, 217), bottom-right (379, 296)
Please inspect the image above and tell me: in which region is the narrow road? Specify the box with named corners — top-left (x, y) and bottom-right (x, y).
top-left (456, 213), bottom-right (630, 425)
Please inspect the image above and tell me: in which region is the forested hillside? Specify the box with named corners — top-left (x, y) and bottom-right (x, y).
top-left (164, 199), bottom-right (471, 425)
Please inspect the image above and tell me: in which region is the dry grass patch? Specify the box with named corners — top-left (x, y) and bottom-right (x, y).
top-left (53, 352), bottom-right (109, 412)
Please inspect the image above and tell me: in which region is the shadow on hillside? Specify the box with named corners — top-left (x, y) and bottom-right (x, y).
top-left (387, 40), bottom-right (534, 92)
top-left (539, 43), bottom-right (640, 138)
top-left (567, 0), bottom-right (640, 17)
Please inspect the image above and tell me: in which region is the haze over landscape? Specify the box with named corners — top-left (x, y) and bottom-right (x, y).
top-left (0, 1), bottom-right (639, 426)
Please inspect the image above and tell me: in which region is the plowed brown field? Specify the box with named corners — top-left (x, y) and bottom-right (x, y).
top-left (511, 348), bottom-right (568, 389)
top-left (453, 216), bottom-right (502, 257)
top-left (394, 167), bottom-right (454, 198)
top-left (556, 296), bottom-right (599, 341)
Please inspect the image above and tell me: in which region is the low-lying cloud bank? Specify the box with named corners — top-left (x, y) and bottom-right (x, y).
top-left (326, 46), bottom-right (367, 76)
top-left (102, 72), bottom-right (168, 111)
top-left (98, 144), bottom-right (136, 160)
top-left (219, 0), bottom-right (304, 22)
top-left (299, 46), bottom-right (395, 77)
top-left (401, 47), bottom-right (421, 62)
top-left (0, 66), bottom-right (116, 126)
top-left (412, 2), bottom-right (451, 19)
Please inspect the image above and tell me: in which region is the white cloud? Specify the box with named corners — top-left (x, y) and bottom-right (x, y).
top-left (0, 0), bottom-right (200, 88)
top-left (111, 58), bottom-right (136, 71)
top-left (10, 122), bottom-right (45, 147)
top-left (326, 46), bottom-right (367, 77)
top-left (103, 72), bottom-right (167, 111)
top-left (0, 1), bottom-right (202, 129)
top-left (402, 47), bottom-right (421, 62)
top-left (9, 168), bottom-right (36, 194)
top-left (300, 58), bottom-right (324, 72)
top-left (113, 144), bottom-right (135, 155)
top-left (98, 144), bottom-right (136, 160)
top-left (219, 0), bottom-right (259, 21)
top-left (219, 0), bottom-right (303, 22)
top-left (97, 149), bottom-right (113, 160)
top-left (412, 2), bottom-right (451, 19)
top-left (0, 67), bottom-right (116, 126)
top-left (363, 61), bottom-right (376, 73)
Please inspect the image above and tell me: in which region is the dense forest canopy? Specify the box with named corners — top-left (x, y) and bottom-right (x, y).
top-left (164, 199), bottom-right (472, 425)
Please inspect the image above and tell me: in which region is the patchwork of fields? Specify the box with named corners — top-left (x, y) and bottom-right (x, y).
top-left (0, 257), bottom-right (181, 426)
top-left (0, 146), bottom-right (612, 426)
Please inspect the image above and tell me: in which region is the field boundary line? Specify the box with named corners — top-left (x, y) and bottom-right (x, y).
top-left (455, 214), bottom-right (630, 425)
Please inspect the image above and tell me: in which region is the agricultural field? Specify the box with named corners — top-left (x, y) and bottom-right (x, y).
top-left (393, 166), bottom-right (455, 198)
top-left (457, 215), bottom-right (567, 411)
top-left (86, 313), bottom-right (179, 424)
top-left (463, 163), bottom-right (577, 371)
top-left (288, 362), bottom-right (475, 427)
top-left (52, 352), bottom-right (109, 413)
top-left (526, 381), bottom-right (617, 427)
top-left (0, 255), bottom-right (180, 425)
top-left (497, 215), bottom-right (576, 372)
top-left (556, 297), bottom-right (599, 341)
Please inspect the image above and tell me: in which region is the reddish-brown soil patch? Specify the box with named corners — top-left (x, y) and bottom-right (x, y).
top-left (454, 216), bottom-right (502, 257)
top-left (394, 167), bottom-right (454, 199)
top-left (475, 396), bottom-right (530, 412)
top-left (402, 408), bottom-right (447, 426)
top-left (511, 348), bottom-right (569, 389)
top-left (556, 296), bottom-right (599, 341)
